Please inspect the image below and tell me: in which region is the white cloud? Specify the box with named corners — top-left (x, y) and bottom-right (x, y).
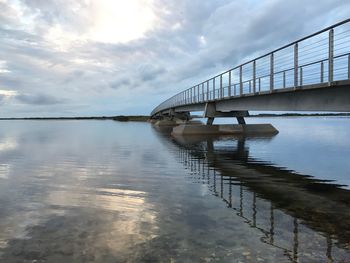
top-left (38, 0), bottom-right (159, 49)
top-left (199, 36), bottom-right (206, 47)
top-left (0, 89), bottom-right (17, 96)
top-left (87, 0), bottom-right (157, 43)
top-left (0, 60), bottom-right (10, 74)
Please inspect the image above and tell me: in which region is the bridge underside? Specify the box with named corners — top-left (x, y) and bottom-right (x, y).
top-left (153, 82), bottom-right (350, 119)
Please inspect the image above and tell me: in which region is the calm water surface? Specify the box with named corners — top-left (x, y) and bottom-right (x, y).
top-left (0, 118), bottom-right (349, 262)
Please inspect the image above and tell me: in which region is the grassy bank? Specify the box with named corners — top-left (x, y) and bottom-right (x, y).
top-left (112, 115), bottom-right (149, 122)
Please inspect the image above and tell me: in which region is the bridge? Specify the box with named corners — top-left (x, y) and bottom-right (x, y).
top-left (151, 19), bottom-right (350, 133)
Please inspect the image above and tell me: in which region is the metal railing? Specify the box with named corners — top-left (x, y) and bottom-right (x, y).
top-left (151, 19), bottom-right (350, 116)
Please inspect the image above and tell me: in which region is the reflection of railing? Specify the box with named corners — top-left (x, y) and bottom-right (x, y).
top-left (152, 19), bottom-right (350, 115)
top-left (173, 139), bottom-right (350, 262)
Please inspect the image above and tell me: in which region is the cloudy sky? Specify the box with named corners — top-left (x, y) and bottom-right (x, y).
top-left (0, 0), bottom-right (349, 117)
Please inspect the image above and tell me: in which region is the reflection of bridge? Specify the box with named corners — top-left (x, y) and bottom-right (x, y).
top-left (153, 129), bottom-right (350, 262)
top-left (151, 19), bottom-right (350, 124)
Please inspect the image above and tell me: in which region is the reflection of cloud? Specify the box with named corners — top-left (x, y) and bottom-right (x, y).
top-left (276, 118), bottom-right (350, 147)
top-left (0, 138), bottom-right (17, 152)
top-left (0, 164), bottom-right (10, 179)
top-left (46, 186), bottom-right (158, 247)
top-left (0, 206), bottom-right (157, 262)
top-left (47, 188), bottom-right (149, 212)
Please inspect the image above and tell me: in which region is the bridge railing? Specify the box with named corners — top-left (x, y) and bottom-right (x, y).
top-left (151, 19), bottom-right (350, 116)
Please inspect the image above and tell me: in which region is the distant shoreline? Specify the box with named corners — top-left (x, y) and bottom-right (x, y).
top-left (0, 115), bottom-right (150, 122)
top-left (0, 113), bottom-right (349, 121)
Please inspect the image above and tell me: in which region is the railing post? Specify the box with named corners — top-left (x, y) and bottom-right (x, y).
top-left (300, 67), bottom-right (303, 86)
top-left (207, 81), bottom-right (209, 101)
top-left (193, 86), bottom-right (196, 103)
top-left (348, 54), bottom-right (350, 79)
top-left (253, 60), bottom-right (256, 93)
top-left (190, 87), bottom-right (193, 103)
top-left (239, 65), bottom-right (243, 95)
top-left (228, 70), bottom-right (232, 97)
top-left (270, 53), bottom-right (274, 92)
top-left (283, 71), bottom-right (286, 88)
top-left (213, 78), bottom-right (216, 100)
top-left (193, 86), bottom-right (195, 103)
top-left (328, 28), bottom-right (334, 84)
top-left (220, 74), bottom-right (223, 98)
top-left (195, 86), bottom-right (197, 103)
top-left (197, 85), bottom-right (200, 102)
top-left (259, 78), bottom-right (261, 92)
top-left (202, 83), bottom-right (204, 101)
top-left (294, 43), bottom-right (298, 88)
top-left (197, 84), bottom-right (200, 102)
top-left (195, 87), bottom-right (197, 102)
top-left (321, 61), bottom-right (324, 83)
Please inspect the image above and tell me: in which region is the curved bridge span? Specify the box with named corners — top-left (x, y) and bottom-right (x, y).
top-left (151, 19), bottom-right (350, 121)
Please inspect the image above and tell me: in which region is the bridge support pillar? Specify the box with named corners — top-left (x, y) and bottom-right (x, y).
top-left (237, 116), bottom-right (246, 125)
top-left (207, 117), bottom-right (215, 125)
top-left (204, 102), bottom-right (249, 125)
top-left (175, 112), bottom-right (191, 121)
top-left (169, 108), bottom-right (191, 121)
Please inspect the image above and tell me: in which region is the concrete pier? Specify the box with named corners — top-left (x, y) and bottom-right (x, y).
top-left (154, 119), bottom-right (178, 126)
top-left (172, 124), bottom-right (278, 136)
top-left (154, 119), bottom-right (203, 127)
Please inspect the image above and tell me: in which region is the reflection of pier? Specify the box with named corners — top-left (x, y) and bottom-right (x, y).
top-left (168, 134), bottom-right (350, 262)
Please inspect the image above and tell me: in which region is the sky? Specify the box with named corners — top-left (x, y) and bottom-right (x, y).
top-left (0, 0), bottom-right (349, 117)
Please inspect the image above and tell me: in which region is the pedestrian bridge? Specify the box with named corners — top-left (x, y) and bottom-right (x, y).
top-left (151, 19), bottom-right (350, 125)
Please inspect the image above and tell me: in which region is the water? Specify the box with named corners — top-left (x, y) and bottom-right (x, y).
top-left (0, 118), bottom-right (349, 262)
